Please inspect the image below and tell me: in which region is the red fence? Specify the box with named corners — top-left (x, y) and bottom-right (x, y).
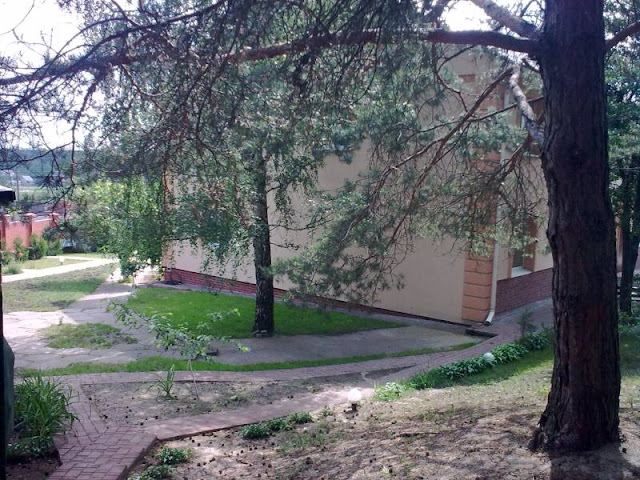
top-left (1, 213), bottom-right (59, 251)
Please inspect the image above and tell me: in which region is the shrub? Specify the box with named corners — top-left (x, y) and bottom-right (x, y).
top-left (490, 343), bottom-right (528, 364)
top-left (128, 464), bottom-right (174, 480)
top-left (10, 372), bottom-right (76, 459)
top-left (373, 382), bottom-right (409, 401)
top-left (240, 422), bottom-right (272, 439)
top-left (4, 262), bottom-right (22, 275)
top-left (265, 417), bottom-right (294, 432)
top-left (12, 238), bottom-right (28, 262)
top-left (287, 412), bottom-right (313, 425)
top-left (48, 238), bottom-right (63, 256)
top-left (28, 234), bottom-right (48, 260)
top-left (518, 331), bottom-right (551, 351)
top-left (156, 446), bottom-right (192, 465)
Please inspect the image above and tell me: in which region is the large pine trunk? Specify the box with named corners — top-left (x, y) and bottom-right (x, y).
top-left (535, 0), bottom-right (620, 451)
top-left (251, 155), bottom-right (275, 336)
top-left (618, 155), bottom-right (640, 314)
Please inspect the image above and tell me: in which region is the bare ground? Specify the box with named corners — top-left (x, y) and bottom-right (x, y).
top-left (130, 362), bottom-right (640, 480)
top-left (81, 372), bottom-right (397, 426)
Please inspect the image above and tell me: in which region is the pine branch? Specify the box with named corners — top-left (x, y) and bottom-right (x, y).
top-left (469, 0), bottom-right (538, 38)
top-left (508, 64), bottom-right (544, 145)
top-left (606, 20), bottom-right (640, 50)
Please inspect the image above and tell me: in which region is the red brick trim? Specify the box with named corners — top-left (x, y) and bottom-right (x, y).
top-left (496, 268), bottom-right (552, 313)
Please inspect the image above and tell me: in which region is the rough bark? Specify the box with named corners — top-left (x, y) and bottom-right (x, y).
top-left (535, 0), bottom-right (621, 451)
top-left (251, 155), bottom-right (275, 336)
top-left (618, 155), bottom-right (640, 314)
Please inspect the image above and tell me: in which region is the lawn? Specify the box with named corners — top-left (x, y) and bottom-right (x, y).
top-left (42, 323), bottom-right (137, 349)
top-left (11, 257), bottom-right (86, 271)
top-left (127, 287), bottom-right (400, 338)
top-left (4, 264), bottom-right (115, 312)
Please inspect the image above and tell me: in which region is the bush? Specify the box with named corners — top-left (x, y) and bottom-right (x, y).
top-left (373, 382), bottom-right (409, 401)
top-left (48, 238), bottom-right (63, 256)
top-left (490, 343), bottom-right (527, 364)
top-left (10, 372), bottom-right (76, 459)
top-left (12, 238), bottom-right (28, 263)
top-left (240, 412), bottom-right (314, 439)
top-left (128, 464), bottom-right (174, 480)
top-left (518, 331), bottom-right (551, 351)
top-left (156, 446), bottom-right (192, 465)
top-left (3, 261), bottom-right (22, 275)
top-left (28, 234), bottom-right (48, 260)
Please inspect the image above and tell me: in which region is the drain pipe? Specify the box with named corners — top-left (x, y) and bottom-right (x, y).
top-left (484, 89), bottom-right (511, 326)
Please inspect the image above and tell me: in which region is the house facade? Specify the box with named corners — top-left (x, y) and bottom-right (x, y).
top-left (163, 53), bottom-right (553, 325)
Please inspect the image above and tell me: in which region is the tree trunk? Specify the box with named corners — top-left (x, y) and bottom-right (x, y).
top-left (619, 155), bottom-right (640, 314)
top-left (535, 0), bottom-right (620, 451)
top-left (251, 154), bottom-right (275, 336)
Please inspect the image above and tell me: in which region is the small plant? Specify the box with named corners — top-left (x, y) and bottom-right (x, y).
top-left (10, 372), bottom-right (76, 459)
top-left (240, 422), bottom-right (272, 439)
top-left (517, 309), bottom-right (535, 337)
top-left (288, 412), bottom-right (313, 425)
top-left (265, 417), bottom-right (294, 432)
top-left (128, 464), bottom-right (174, 480)
top-left (48, 238), bottom-right (63, 256)
top-left (151, 365), bottom-right (176, 398)
top-left (518, 330), bottom-right (551, 351)
top-left (156, 446), bottom-right (192, 465)
top-left (319, 406), bottom-right (333, 418)
top-left (490, 343), bottom-right (527, 364)
top-left (4, 261), bottom-right (22, 275)
top-left (374, 382), bottom-right (409, 402)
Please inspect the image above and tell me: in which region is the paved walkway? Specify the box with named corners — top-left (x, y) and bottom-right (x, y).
top-left (3, 255), bottom-right (117, 283)
top-left (5, 265), bottom-right (554, 480)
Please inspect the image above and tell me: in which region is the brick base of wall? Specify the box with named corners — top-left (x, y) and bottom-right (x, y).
top-left (496, 268), bottom-right (552, 313)
top-left (163, 268), bottom-right (459, 324)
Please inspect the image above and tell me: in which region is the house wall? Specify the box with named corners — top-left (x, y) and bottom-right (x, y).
top-left (166, 51), bottom-right (552, 324)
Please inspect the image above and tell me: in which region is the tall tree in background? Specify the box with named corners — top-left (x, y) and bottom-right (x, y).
top-left (3, 0), bottom-right (640, 452)
top-left (607, 0), bottom-right (640, 315)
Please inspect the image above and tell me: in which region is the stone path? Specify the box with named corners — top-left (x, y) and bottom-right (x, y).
top-left (44, 299), bottom-right (552, 480)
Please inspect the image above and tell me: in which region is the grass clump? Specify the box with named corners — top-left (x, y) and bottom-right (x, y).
top-left (42, 323), bottom-right (136, 349)
top-left (8, 372), bottom-right (76, 460)
top-left (128, 464), bottom-right (174, 480)
top-left (373, 382), bottom-right (409, 402)
top-left (241, 412), bottom-right (314, 439)
top-left (4, 264), bottom-right (114, 312)
top-left (127, 287), bottom-right (399, 338)
top-left (156, 446), bottom-right (192, 465)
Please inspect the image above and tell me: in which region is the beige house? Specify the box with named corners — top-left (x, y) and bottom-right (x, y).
top-left (164, 53), bottom-right (553, 326)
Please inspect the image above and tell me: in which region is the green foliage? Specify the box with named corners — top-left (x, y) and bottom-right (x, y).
top-left (6, 436), bottom-right (53, 460)
top-left (42, 323), bottom-right (136, 349)
top-left (12, 238), bottom-right (28, 262)
top-left (48, 238), bottom-right (63, 256)
top-left (150, 365), bottom-right (176, 398)
top-left (28, 234), bottom-right (48, 260)
top-left (155, 446), bottom-right (192, 465)
top-left (128, 464), bottom-right (174, 480)
top-left (240, 422), bottom-right (272, 439)
top-left (517, 330), bottom-right (551, 351)
top-left (517, 309), bottom-right (535, 337)
top-left (113, 303), bottom-right (244, 362)
top-left (490, 343), bottom-right (528, 364)
top-left (11, 372), bottom-right (76, 457)
top-left (241, 413), bottom-right (314, 439)
top-left (71, 178), bottom-right (169, 276)
top-left (3, 262), bottom-right (22, 275)
top-left (373, 382), bottom-right (409, 402)
top-left (287, 412), bottom-right (313, 425)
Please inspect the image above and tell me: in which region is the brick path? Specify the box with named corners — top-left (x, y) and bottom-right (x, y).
top-left (45, 299), bottom-right (551, 480)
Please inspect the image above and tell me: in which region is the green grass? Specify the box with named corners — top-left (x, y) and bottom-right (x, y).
top-left (4, 265), bottom-right (115, 312)
top-left (14, 257), bottom-right (86, 271)
top-left (42, 323), bottom-right (137, 349)
top-left (62, 252), bottom-right (114, 259)
top-left (127, 287), bottom-right (400, 337)
top-left (30, 342), bottom-right (477, 376)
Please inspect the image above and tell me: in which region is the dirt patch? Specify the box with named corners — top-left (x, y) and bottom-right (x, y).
top-left (6, 454), bottom-right (59, 480)
top-left (82, 372), bottom-right (388, 427)
top-left (130, 363), bottom-right (640, 479)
